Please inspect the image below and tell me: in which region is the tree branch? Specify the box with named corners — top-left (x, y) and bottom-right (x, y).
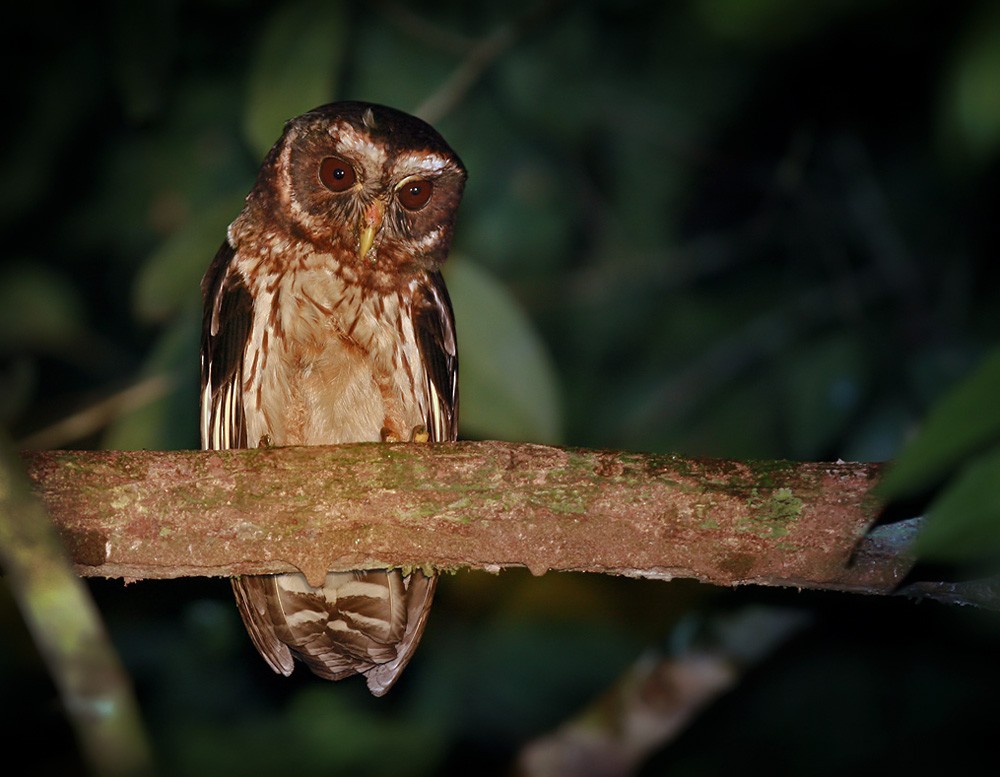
top-left (516, 606), bottom-right (812, 776)
top-left (1, 434), bottom-right (153, 776)
top-left (21, 440), bottom-right (904, 587)
top-left (414, 0), bottom-right (567, 124)
top-left (22, 439), bottom-right (997, 606)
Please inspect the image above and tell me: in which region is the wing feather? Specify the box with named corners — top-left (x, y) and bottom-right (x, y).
top-left (414, 270), bottom-right (459, 444)
top-left (201, 241), bottom-right (295, 675)
top-left (200, 241), bottom-right (251, 451)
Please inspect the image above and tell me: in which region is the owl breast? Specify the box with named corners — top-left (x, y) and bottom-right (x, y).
top-left (239, 258), bottom-right (428, 448)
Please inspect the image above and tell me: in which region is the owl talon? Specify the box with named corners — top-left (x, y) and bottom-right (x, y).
top-left (410, 425), bottom-right (429, 443)
top-left (257, 434), bottom-right (274, 448)
top-left (380, 427), bottom-right (401, 443)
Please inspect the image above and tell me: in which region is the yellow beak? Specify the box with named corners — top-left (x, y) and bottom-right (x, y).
top-left (358, 200), bottom-right (385, 262)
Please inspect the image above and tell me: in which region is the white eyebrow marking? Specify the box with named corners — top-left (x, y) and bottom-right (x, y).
top-left (335, 127), bottom-right (387, 158)
top-left (396, 152), bottom-right (450, 175)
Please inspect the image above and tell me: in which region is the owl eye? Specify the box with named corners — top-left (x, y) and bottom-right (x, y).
top-left (319, 156), bottom-right (357, 192)
top-left (397, 179), bottom-right (433, 210)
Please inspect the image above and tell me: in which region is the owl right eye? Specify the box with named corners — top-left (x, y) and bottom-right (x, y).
top-left (319, 156), bottom-right (357, 192)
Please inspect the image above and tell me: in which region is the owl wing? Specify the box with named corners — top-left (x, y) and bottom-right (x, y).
top-left (200, 240), bottom-right (296, 677)
top-left (414, 269), bottom-right (459, 444)
top-left (200, 241), bottom-right (250, 451)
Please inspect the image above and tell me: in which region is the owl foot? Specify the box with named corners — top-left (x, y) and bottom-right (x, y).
top-left (379, 425), bottom-right (429, 443)
top-left (257, 434), bottom-right (274, 448)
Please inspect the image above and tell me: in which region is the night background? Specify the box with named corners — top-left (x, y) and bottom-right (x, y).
top-left (3, 0), bottom-right (1000, 774)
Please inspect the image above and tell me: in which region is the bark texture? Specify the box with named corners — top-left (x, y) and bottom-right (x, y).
top-left (21, 441), bottom-right (905, 595)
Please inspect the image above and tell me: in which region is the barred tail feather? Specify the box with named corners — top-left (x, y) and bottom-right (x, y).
top-left (231, 576), bottom-right (295, 676)
top-left (231, 569), bottom-right (436, 693)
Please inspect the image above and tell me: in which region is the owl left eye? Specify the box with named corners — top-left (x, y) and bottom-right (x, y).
top-left (319, 156), bottom-right (357, 192)
top-left (397, 179), bottom-right (433, 210)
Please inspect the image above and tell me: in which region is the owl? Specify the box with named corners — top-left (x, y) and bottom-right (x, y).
top-left (200, 101), bottom-right (465, 696)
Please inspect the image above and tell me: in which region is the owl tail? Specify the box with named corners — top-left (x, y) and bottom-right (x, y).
top-left (231, 569), bottom-right (437, 696)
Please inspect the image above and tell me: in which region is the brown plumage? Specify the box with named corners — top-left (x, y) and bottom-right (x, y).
top-left (200, 102), bottom-right (465, 695)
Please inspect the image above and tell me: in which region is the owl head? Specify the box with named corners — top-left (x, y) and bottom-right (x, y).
top-left (233, 101), bottom-right (467, 288)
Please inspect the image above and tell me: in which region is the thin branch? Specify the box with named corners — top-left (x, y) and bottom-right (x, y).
top-left (415, 0), bottom-right (567, 125)
top-left (516, 606), bottom-right (811, 776)
top-left (374, 0), bottom-right (476, 54)
top-left (0, 434), bottom-right (153, 776)
top-left (18, 373), bottom-right (174, 450)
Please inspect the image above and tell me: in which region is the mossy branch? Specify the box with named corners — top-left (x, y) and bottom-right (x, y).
top-left (18, 439), bottom-right (970, 605)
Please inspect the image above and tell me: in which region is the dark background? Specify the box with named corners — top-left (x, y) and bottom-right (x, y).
top-left (3, 1), bottom-right (1000, 773)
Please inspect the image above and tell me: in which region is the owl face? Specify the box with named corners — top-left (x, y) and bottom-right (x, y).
top-left (235, 102), bottom-right (466, 290)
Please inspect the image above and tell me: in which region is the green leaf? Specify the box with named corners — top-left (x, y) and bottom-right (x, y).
top-left (244, 0), bottom-right (348, 160)
top-left (443, 260), bottom-right (562, 444)
top-left (941, 4), bottom-right (1000, 164)
top-left (0, 264), bottom-right (86, 353)
top-left (877, 348), bottom-right (1000, 499)
top-left (694, 0), bottom-right (871, 46)
top-left (101, 312), bottom-right (200, 451)
top-left (347, 19), bottom-right (454, 117)
top-left (460, 152), bottom-right (574, 276)
top-left (915, 443), bottom-right (1000, 561)
top-left (133, 194), bottom-right (247, 323)
top-left (67, 78), bottom-right (248, 264)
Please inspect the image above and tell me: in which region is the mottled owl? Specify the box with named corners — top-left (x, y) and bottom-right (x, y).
top-left (200, 101), bottom-right (465, 695)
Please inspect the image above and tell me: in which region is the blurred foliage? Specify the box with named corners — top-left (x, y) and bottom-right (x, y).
top-left (244, 0), bottom-right (349, 158)
top-left (3, 0), bottom-right (1000, 774)
top-left (445, 259), bottom-right (563, 442)
top-left (879, 348), bottom-right (1000, 560)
